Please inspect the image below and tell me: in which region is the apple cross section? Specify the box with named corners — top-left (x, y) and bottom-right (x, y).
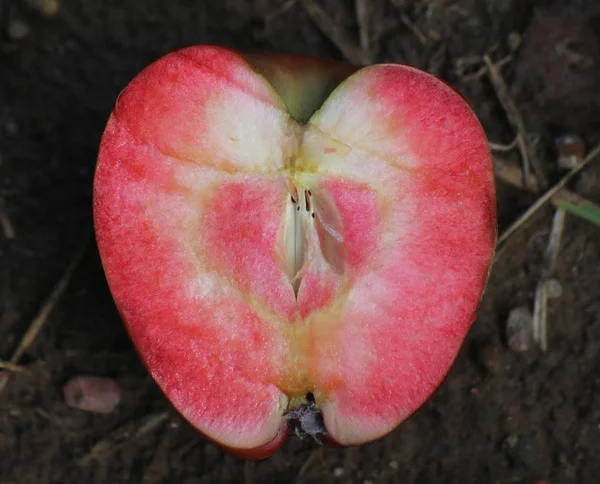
top-left (93, 45), bottom-right (496, 458)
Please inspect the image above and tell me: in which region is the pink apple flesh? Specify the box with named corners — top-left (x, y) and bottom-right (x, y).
top-left (93, 46), bottom-right (496, 458)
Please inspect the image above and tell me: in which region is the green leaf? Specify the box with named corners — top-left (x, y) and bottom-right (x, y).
top-left (556, 200), bottom-right (600, 227)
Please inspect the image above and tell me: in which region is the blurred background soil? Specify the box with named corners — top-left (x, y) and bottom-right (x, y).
top-left (1, 0), bottom-right (600, 482)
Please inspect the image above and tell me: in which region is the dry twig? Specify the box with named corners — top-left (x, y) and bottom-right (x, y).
top-left (78, 411), bottom-right (170, 465)
top-left (533, 282), bottom-right (547, 350)
top-left (265, 0), bottom-right (297, 23)
top-left (533, 208), bottom-right (566, 351)
top-left (454, 44), bottom-right (511, 81)
top-left (495, 142), bottom-right (600, 251)
top-left (355, 0), bottom-right (372, 56)
top-left (493, 156), bottom-right (600, 212)
top-left (400, 13), bottom-right (428, 45)
top-left (0, 230), bottom-right (91, 394)
top-left (0, 359), bottom-right (26, 374)
top-left (494, 152), bottom-right (599, 351)
top-left (483, 54), bottom-right (547, 190)
top-left (0, 210), bottom-right (15, 239)
top-left (489, 138), bottom-right (519, 153)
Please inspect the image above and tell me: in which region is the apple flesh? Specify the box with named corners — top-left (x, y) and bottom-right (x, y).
top-left (93, 46), bottom-right (496, 458)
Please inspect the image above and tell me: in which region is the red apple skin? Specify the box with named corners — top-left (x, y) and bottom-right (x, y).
top-left (94, 45), bottom-right (496, 459)
top-left (216, 420), bottom-right (291, 460)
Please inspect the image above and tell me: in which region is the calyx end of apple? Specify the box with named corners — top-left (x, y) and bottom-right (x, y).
top-left (283, 392), bottom-right (328, 444)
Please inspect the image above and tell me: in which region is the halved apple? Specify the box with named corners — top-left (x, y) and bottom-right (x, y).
top-left (93, 46), bottom-right (496, 459)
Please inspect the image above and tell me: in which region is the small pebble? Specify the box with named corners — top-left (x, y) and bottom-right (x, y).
top-left (389, 460), bottom-right (399, 470)
top-left (7, 20), bottom-right (31, 40)
top-left (506, 306), bottom-right (534, 352)
top-left (63, 375), bottom-right (121, 414)
top-left (555, 134), bottom-right (584, 170)
top-left (546, 279), bottom-right (563, 299)
top-left (333, 467), bottom-right (344, 478)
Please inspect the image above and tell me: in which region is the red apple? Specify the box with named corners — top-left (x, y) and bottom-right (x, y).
top-left (93, 46), bottom-right (496, 458)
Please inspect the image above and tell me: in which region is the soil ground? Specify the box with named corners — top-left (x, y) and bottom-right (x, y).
top-left (1, 0), bottom-right (600, 483)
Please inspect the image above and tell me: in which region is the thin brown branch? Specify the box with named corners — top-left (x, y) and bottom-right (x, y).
top-left (495, 142), bottom-right (600, 250)
top-left (533, 208), bottom-right (566, 351)
top-left (455, 53), bottom-right (511, 81)
top-left (265, 0), bottom-right (298, 23)
top-left (0, 359), bottom-right (26, 373)
top-left (495, 157), bottom-right (600, 214)
top-left (489, 138), bottom-right (519, 153)
top-left (0, 230), bottom-right (91, 394)
top-left (78, 411), bottom-right (169, 465)
top-left (400, 13), bottom-right (428, 45)
top-left (533, 280), bottom-right (547, 350)
top-left (542, 208), bottom-right (567, 276)
top-left (355, 0), bottom-right (371, 54)
top-left (0, 210), bottom-right (15, 239)
top-left (483, 54), bottom-right (547, 190)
